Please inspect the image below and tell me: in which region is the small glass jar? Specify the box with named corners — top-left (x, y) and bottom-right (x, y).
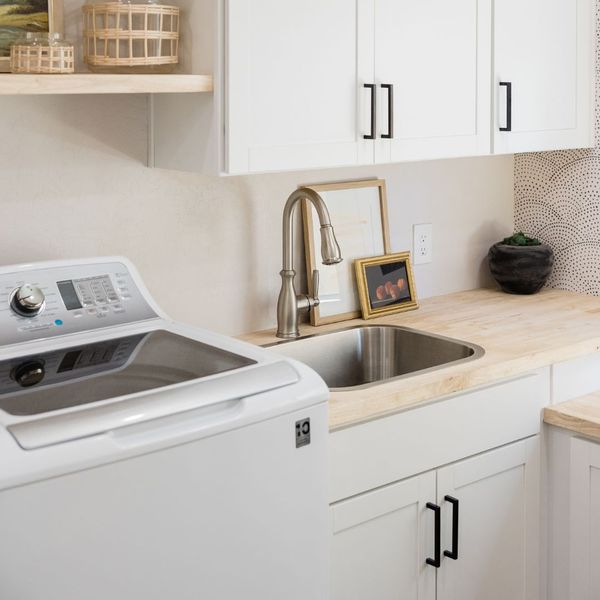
top-left (10, 32), bottom-right (75, 74)
top-left (83, 0), bottom-right (180, 74)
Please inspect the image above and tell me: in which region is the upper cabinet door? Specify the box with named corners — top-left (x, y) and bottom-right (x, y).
top-left (226, 0), bottom-right (374, 174)
top-left (494, 0), bottom-right (595, 154)
top-left (436, 438), bottom-right (541, 600)
top-left (373, 0), bottom-right (491, 164)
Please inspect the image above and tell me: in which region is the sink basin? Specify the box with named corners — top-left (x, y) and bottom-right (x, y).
top-left (265, 325), bottom-right (484, 390)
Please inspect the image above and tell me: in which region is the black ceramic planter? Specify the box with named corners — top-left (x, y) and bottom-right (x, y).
top-left (488, 243), bottom-right (554, 295)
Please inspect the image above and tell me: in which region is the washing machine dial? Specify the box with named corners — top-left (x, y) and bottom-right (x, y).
top-left (12, 361), bottom-right (45, 388)
top-left (11, 284), bottom-right (46, 317)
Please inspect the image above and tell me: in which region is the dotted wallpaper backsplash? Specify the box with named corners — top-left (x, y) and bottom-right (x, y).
top-left (514, 5), bottom-right (600, 294)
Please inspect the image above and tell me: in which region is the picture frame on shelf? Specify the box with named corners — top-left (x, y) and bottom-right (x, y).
top-left (355, 252), bottom-right (418, 319)
top-left (302, 178), bottom-right (391, 326)
top-left (0, 0), bottom-right (63, 72)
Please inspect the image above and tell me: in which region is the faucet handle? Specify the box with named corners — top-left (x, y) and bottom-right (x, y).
top-left (312, 269), bottom-right (320, 299)
top-left (309, 269), bottom-right (321, 310)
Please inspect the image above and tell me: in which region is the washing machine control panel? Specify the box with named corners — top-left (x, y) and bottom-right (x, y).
top-left (0, 261), bottom-right (157, 347)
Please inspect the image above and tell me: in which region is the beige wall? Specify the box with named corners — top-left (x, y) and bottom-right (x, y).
top-left (0, 95), bottom-right (514, 335)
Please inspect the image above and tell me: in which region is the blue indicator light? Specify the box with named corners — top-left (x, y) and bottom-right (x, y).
top-left (54, 320), bottom-right (63, 326)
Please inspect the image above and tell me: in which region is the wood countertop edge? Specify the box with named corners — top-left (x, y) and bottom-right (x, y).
top-left (544, 392), bottom-right (600, 441)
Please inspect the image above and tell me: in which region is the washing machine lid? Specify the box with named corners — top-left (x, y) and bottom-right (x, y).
top-left (0, 330), bottom-right (263, 417)
top-left (1, 330), bottom-right (301, 450)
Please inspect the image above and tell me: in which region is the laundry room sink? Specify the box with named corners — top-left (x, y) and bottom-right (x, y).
top-left (265, 325), bottom-right (484, 391)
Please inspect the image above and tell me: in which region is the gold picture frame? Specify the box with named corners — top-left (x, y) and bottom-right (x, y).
top-left (302, 179), bottom-right (391, 326)
top-left (355, 252), bottom-right (418, 319)
top-left (0, 0), bottom-right (64, 73)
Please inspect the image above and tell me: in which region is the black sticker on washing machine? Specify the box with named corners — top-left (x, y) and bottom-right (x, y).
top-left (295, 418), bottom-right (311, 448)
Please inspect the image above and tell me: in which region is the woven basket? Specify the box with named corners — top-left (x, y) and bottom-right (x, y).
top-left (11, 43), bottom-right (75, 74)
top-left (83, 2), bottom-right (179, 71)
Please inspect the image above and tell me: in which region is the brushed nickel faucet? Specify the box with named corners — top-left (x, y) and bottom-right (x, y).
top-left (277, 187), bottom-right (342, 339)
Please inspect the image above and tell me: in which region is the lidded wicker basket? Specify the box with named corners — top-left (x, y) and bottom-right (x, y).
top-left (11, 33), bottom-right (75, 74)
top-left (82, 0), bottom-right (180, 73)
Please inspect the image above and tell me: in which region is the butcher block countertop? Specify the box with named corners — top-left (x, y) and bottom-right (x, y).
top-left (240, 288), bottom-right (600, 430)
top-left (544, 394), bottom-right (600, 441)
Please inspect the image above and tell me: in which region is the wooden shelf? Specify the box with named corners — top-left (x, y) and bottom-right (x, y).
top-left (0, 73), bottom-right (213, 95)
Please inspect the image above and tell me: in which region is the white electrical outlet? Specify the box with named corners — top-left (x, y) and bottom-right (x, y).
top-left (413, 223), bottom-right (433, 265)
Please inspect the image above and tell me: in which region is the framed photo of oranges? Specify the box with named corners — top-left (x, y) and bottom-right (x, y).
top-left (354, 252), bottom-right (418, 319)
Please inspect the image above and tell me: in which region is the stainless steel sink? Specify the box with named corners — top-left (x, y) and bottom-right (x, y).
top-left (265, 325), bottom-right (484, 391)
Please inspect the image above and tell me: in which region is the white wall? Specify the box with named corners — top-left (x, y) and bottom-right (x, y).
top-left (0, 95), bottom-right (513, 335)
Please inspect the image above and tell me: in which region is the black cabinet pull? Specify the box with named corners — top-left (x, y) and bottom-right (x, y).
top-left (364, 83), bottom-right (376, 140)
top-left (426, 502), bottom-right (441, 568)
top-left (381, 83), bottom-right (394, 139)
top-left (444, 496), bottom-right (459, 560)
top-left (499, 81), bottom-right (512, 132)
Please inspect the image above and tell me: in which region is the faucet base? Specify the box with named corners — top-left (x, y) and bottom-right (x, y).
top-left (276, 269), bottom-right (300, 339)
top-left (276, 331), bottom-right (300, 340)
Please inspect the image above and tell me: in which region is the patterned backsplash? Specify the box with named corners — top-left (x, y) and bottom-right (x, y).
top-left (514, 5), bottom-right (600, 294)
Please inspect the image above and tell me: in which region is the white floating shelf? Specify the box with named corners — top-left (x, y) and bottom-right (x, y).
top-left (0, 73), bottom-right (213, 95)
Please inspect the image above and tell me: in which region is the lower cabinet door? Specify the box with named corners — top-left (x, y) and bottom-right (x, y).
top-left (331, 470), bottom-right (436, 600)
top-left (436, 437), bottom-right (541, 600)
top-left (569, 437), bottom-right (600, 600)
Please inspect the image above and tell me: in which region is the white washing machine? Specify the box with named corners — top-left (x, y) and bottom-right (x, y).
top-left (0, 257), bottom-right (329, 600)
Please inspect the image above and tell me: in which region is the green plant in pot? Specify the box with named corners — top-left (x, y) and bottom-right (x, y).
top-left (488, 232), bottom-right (554, 295)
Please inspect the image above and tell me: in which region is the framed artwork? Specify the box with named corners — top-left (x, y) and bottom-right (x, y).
top-left (355, 252), bottom-right (418, 319)
top-left (0, 0), bottom-right (63, 72)
top-left (302, 179), bottom-right (391, 326)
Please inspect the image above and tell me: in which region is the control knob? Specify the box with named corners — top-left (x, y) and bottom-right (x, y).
top-left (11, 284), bottom-right (46, 317)
top-left (12, 361), bottom-right (45, 388)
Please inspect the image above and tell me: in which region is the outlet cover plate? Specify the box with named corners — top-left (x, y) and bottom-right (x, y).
top-left (413, 223), bottom-right (433, 265)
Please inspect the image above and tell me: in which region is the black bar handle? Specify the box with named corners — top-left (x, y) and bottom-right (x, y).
top-left (499, 81), bottom-right (512, 132)
top-left (444, 496), bottom-right (459, 560)
top-left (381, 84), bottom-right (394, 139)
top-left (363, 83), bottom-right (376, 140)
top-left (426, 502), bottom-right (441, 568)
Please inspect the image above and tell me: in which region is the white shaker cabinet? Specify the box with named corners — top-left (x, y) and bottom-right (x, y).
top-left (331, 471), bottom-right (436, 600)
top-left (566, 437), bottom-right (600, 600)
top-left (225, 0), bottom-right (490, 173)
top-left (331, 438), bottom-right (541, 600)
top-left (152, 0), bottom-right (594, 174)
top-left (374, 0), bottom-right (491, 163)
top-left (225, 0), bottom-right (374, 174)
top-left (436, 438), bottom-right (541, 600)
top-left (493, 0), bottom-right (594, 154)
top-left (329, 370), bottom-right (548, 600)
top-left (154, 0), bottom-right (489, 174)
